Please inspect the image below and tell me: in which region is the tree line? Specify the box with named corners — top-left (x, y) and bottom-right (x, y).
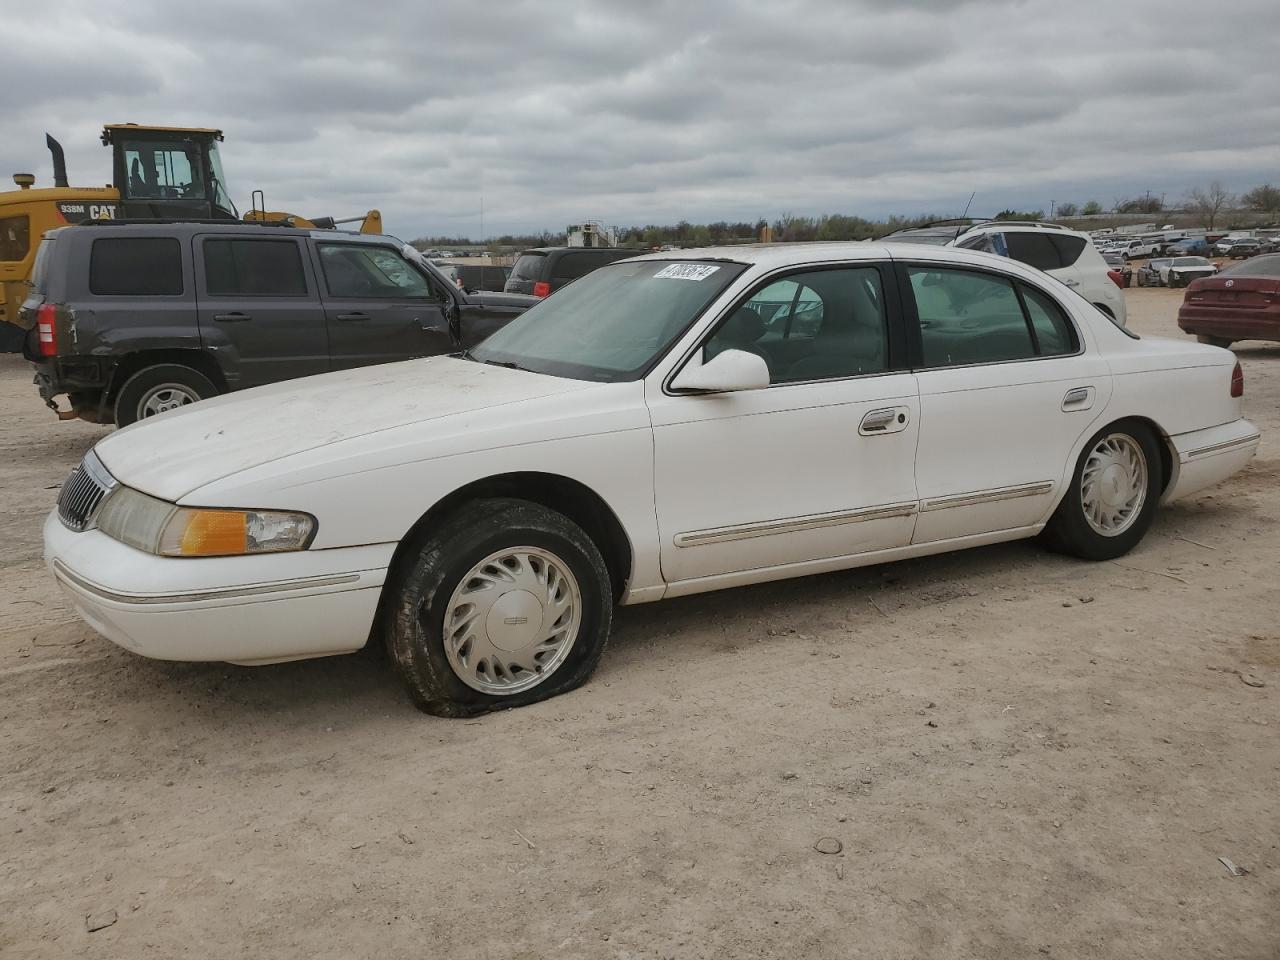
top-left (411, 181), bottom-right (1279, 249)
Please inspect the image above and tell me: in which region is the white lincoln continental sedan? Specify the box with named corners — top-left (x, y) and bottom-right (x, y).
top-left (45, 244), bottom-right (1259, 715)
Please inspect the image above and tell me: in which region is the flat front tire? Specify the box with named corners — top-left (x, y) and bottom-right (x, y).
top-left (385, 498), bottom-right (613, 717)
top-left (1044, 420), bottom-right (1163, 561)
top-left (114, 364), bottom-right (217, 427)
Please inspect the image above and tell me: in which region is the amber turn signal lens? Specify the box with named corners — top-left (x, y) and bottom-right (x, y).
top-left (177, 510), bottom-right (248, 557)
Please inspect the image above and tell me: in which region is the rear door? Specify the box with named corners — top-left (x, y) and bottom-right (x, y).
top-left (194, 234), bottom-right (329, 389)
top-left (311, 241), bottom-right (454, 370)
top-left (902, 260), bottom-right (1110, 543)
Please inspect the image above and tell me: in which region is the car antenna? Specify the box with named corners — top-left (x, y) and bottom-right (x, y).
top-left (961, 191), bottom-right (976, 220)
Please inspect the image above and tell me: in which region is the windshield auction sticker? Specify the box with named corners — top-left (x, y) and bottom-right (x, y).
top-left (654, 263), bottom-right (721, 281)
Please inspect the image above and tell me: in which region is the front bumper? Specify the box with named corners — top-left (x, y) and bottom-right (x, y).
top-left (44, 513), bottom-right (395, 665)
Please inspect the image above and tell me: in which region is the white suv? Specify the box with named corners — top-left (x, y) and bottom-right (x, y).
top-left (948, 222), bottom-right (1128, 327)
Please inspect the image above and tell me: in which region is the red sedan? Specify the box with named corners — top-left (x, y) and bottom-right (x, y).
top-left (1178, 254), bottom-right (1280, 347)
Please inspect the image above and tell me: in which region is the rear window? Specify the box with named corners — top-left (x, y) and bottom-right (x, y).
top-left (90, 237), bottom-right (183, 296)
top-left (0, 215), bottom-right (30, 262)
top-left (1221, 255), bottom-right (1280, 276)
top-left (509, 253), bottom-right (547, 282)
top-left (203, 239), bottom-right (307, 297)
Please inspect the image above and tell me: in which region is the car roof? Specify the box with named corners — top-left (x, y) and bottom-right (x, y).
top-left (45, 221), bottom-right (397, 243)
top-left (625, 241), bottom-right (1036, 273)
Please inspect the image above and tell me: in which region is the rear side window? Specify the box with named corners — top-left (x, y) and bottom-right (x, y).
top-left (910, 267), bottom-right (1035, 366)
top-left (1003, 232), bottom-right (1062, 271)
top-left (509, 253), bottom-right (547, 282)
top-left (1020, 284), bottom-right (1077, 356)
top-left (90, 237), bottom-right (183, 296)
top-left (1048, 234), bottom-right (1087, 266)
top-left (0, 215), bottom-right (30, 262)
top-left (204, 239), bottom-right (307, 297)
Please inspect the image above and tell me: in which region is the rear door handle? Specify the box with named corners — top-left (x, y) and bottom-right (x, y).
top-left (213, 312), bottom-right (252, 322)
top-left (335, 312), bottom-right (369, 322)
top-left (859, 406), bottom-right (910, 436)
top-left (1062, 386), bottom-right (1095, 411)
top-left (1062, 278), bottom-right (1081, 288)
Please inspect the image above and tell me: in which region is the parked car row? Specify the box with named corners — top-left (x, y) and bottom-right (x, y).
top-left (1135, 256), bottom-right (1219, 288)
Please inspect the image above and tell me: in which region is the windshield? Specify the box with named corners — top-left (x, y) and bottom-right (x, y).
top-left (1172, 257), bottom-right (1211, 267)
top-left (470, 259), bottom-right (747, 382)
top-left (207, 141), bottom-right (236, 217)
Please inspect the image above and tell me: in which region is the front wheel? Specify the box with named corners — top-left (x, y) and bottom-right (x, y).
top-left (114, 363), bottom-right (217, 427)
top-left (385, 498), bottom-right (613, 717)
top-left (1044, 421), bottom-right (1163, 561)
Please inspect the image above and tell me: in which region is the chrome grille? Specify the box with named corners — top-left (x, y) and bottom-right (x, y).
top-left (57, 450), bottom-right (117, 531)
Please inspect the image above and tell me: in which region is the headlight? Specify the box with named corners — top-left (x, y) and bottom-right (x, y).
top-left (95, 487), bottom-right (315, 557)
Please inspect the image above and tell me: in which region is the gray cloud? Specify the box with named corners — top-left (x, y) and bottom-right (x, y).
top-left (2, 0), bottom-right (1277, 239)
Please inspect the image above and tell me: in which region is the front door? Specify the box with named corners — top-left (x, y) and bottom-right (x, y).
top-left (648, 264), bottom-right (920, 586)
top-left (312, 242), bottom-right (455, 370)
top-left (194, 234), bottom-right (329, 389)
top-left (901, 261), bottom-right (1111, 543)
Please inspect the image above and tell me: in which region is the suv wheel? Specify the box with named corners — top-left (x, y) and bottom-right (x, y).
top-left (114, 364), bottom-right (218, 427)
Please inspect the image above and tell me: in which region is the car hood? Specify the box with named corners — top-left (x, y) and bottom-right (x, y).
top-left (93, 357), bottom-right (595, 502)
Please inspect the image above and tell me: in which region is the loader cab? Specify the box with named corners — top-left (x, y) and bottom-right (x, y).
top-left (103, 125), bottom-right (237, 222)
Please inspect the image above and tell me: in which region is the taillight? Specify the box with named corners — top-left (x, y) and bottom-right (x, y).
top-left (532, 281), bottom-right (551, 298)
top-left (1230, 361), bottom-right (1243, 398)
top-left (36, 304), bottom-right (57, 357)
top-left (1107, 270), bottom-right (1125, 288)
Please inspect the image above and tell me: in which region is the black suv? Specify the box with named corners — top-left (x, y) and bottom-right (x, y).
top-left (21, 223), bottom-right (537, 425)
top-left (503, 246), bottom-right (642, 298)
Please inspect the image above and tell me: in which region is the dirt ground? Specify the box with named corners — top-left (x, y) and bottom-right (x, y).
top-left (1, 286), bottom-right (1277, 960)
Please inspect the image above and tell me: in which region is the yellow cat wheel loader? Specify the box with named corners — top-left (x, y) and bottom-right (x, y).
top-left (1, 124), bottom-right (380, 344)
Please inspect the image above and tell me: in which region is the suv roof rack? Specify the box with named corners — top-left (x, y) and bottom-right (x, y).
top-left (971, 220), bottom-right (1069, 231)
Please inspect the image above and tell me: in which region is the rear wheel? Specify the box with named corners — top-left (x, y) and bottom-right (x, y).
top-left (1044, 420), bottom-right (1163, 561)
top-left (114, 364), bottom-right (217, 427)
top-left (1197, 335), bottom-right (1233, 348)
top-left (385, 498), bottom-right (613, 717)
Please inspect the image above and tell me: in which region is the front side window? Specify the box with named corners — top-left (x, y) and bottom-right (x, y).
top-left (705, 267), bottom-right (888, 383)
top-left (90, 238), bottom-right (183, 296)
top-left (909, 267), bottom-right (1078, 367)
top-left (471, 259), bottom-right (746, 382)
top-left (203, 239), bottom-right (307, 297)
top-left (0, 215), bottom-right (30, 262)
top-left (121, 139), bottom-right (205, 201)
top-left (319, 244), bottom-right (433, 298)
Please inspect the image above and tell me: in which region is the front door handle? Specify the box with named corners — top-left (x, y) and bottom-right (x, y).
top-left (213, 312), bottom-right (252, 322)
top-left (335, 312), bottom-right (369, 322)
top-left (1062, 386), bottom-right (1095, 411)
top-left (859, 406), bottom-right (909, 435)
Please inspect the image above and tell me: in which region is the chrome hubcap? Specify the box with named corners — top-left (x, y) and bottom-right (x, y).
top-left (1081, 434), bottom-right (1147, 536)
top-left (443, 547), bottom-right (581, 695)
top-left (140, 384), bottom-right (199, 418)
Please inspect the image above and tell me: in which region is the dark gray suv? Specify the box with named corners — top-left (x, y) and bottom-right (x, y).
top-left (22, 223), bottom-right (537, 425)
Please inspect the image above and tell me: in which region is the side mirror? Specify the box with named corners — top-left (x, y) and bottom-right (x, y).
top-left (670, 348), bottom-right (770, 393)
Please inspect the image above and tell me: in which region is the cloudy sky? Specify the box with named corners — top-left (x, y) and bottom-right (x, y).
top-left (3, 0), bottom-right (1278, 240)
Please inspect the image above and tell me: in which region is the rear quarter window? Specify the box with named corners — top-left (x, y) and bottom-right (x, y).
top-left (89, 237), bottom-right (184, 296)
top-left (29, 239), bottom-right (56, 295)
top-left (1048, 234), bottom-right (1087, 266)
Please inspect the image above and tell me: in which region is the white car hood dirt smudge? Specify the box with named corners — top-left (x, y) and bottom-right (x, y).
top-left (93, 356), bottom-right (592, 502)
